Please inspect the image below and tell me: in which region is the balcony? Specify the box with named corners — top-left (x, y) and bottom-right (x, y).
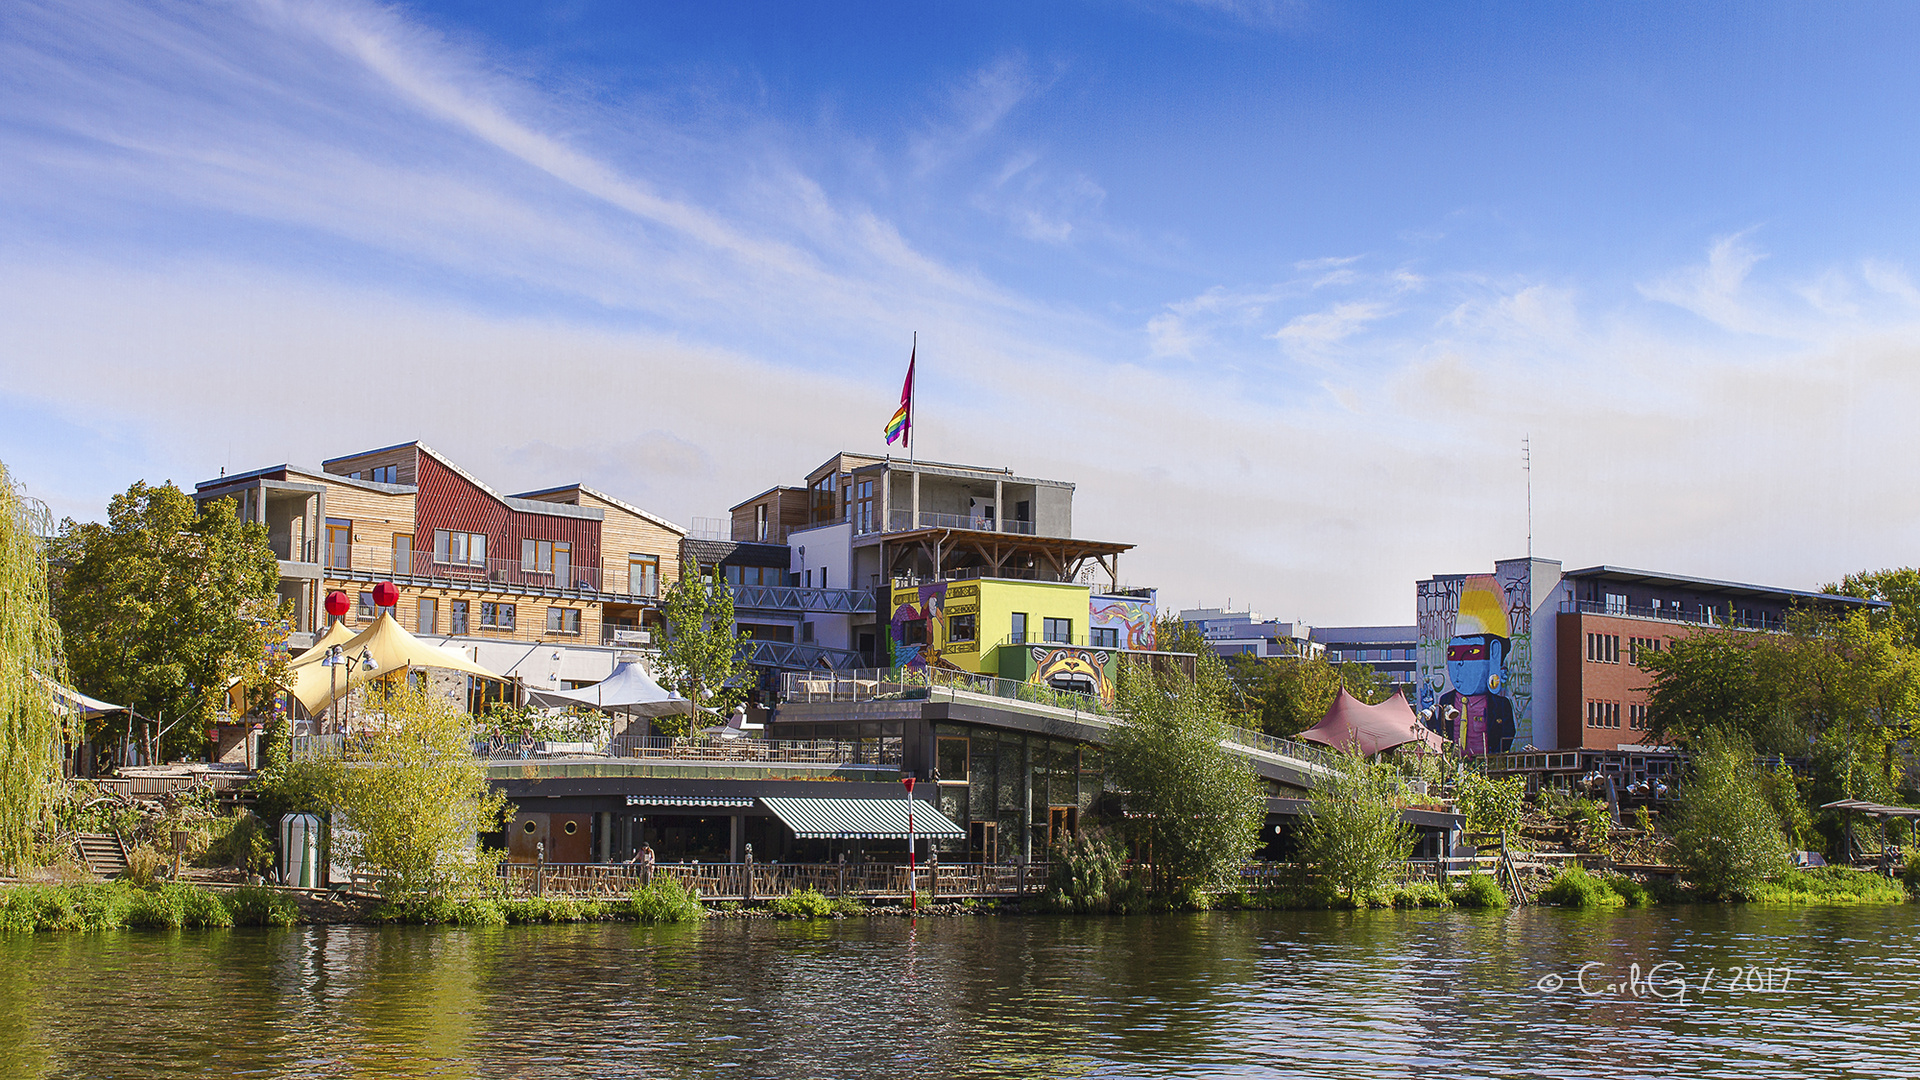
top-left (1559, 599), bottom-right (1782, 631)
top-left (316, 543), bottom-right (631, 598)
top-left (872, 510), bottom-right (1039, 536)
top-left (602, 625), bottom-right (652, 647)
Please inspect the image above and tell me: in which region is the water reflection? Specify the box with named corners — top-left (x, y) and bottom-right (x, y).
top-left (0, 906), bottom-right (1916, 1078)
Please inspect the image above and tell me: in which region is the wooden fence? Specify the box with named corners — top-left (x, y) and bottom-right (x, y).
top-left (500, 860), bottom-right (1053, 901)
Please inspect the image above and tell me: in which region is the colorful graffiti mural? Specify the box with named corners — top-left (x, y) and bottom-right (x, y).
top-left (1029, 646), bottom-right (1113, 703)
top-left (1416, 562), bottom-right (1535, 756)
top-left (1090, 594), bottom-right (1157, 651)
top-left (889, 581), bottom-right (947, 670)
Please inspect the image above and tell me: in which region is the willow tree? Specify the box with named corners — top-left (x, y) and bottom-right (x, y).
top-left (0, 463), bottom-right (66, 871)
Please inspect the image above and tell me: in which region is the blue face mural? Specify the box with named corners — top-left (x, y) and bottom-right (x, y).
top-left (1445, 635), bottom-right (1507, 698)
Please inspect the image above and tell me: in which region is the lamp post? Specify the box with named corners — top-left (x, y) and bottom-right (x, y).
top-left (325, 645), bottom-right (375, 737)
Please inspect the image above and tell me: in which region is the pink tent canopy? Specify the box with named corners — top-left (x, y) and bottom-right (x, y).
top-left (1296, 689), bottom-right (1448, 757)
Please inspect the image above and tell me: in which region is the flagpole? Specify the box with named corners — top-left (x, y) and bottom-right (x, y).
top-left (909, 331), bottom-right (916, 464)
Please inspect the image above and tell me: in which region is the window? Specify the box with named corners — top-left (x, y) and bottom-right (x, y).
top-left (521, 539), bottom-right (571, 581)
top-left (1010, 612), bottom-right (1028, 644)
top-left (1629, 704), bottom-right (1649, 730)
top-left (936, 737), bottom-right (969, 782)
top-left (392, 535), bottom-right (412, 575)
top-left (1628, 636), bottom-right (1662, 665)
top-left (802, 621), bottom-right (815, 643)
top-left (949, 613), bottom-right (977, 642)
top-left (629, 554), bottom-right (659, 597)
top-left (1604, 593), bottom-right (1628, 614)
top-left (547, 607), bottom-right (580, 634)
top-left (854, 479), bottom-right (875, 534)
top-left (450, 600), bottom-right (469, 634)
top-left (901, 620), bottom-right (928, 646)
top-left (756, 503), bottom-right (770, 542)
top-left (1043, 617), bottom-right (1073, 644)
top-left (367, 464), bottom-right (397, 484)
top-left (1091, 627), bottom-right (1119, 649)
top-left (357, 591), bottom-right (375, 619)
top-left (434, 529), bottom-right (486, 567)
top-left (1586, 633), bottom-right (1620, 664)
top-left (418, 597), bottom-right (437, 635)
top-left (325, 518), bottom-right (352, 568)
top-left (820, 567), bottom-right (828, 588)
top-left (480, 602), bottom-right (515, 630)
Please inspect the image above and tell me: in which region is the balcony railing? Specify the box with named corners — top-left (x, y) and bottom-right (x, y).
top-left (993, 633), bottom-right (1125, 651)
top-left (878, 511), bottom-right (1040, 536)
top-left (1559, 599), bottom-right (1781, 631)
top-left (311, 543), bottom-right (676, 598)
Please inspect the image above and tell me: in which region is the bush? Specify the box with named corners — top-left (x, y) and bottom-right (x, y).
top-left (1457, 771), bottom-right (1527, 840)
top-left (769, 886), bottom-right (838, 919)
top-left (123, 845), bottom-right (170, 886)
top-left (622, 878), bottom-right (705, 924)
top-left (1387, 881), bottom-right (1449, 908)
top-left (1044, 833), bottom-right (1145, 915)
top-left (1299, 749), bottom-right (1415, 902)
top-left (1905, 854), bottom-right (1920, 900)
top-left (1538, 867), bottom-right (1625, 909)
top-left (125, 883), bottom-right (233, 929)
top-left (1568, 799), bottom-right (1612, 849)
top-left (200, 812), bottom-right (275, 875)
top-left (1450, 873), bottom-right (1508, 910)
top-left (1674, 735), bottom-right (1789, 900)
top-left (1604, 874), bottom-right (1651, 907)
top-left (226, 885), bottom-right (300, 927)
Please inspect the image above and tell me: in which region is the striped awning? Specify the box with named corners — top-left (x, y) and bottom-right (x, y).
top-left (757, 796), bottom-right (967, 840)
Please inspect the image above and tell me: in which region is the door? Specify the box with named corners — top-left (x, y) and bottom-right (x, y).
top-left (508, 813), bottom-right (549, 864)
top-left (1048, 806), bottom-right (1078, 850)
top-left (550, 812), bottom-right (593, 863)
top-left (969, 820), bottom-right (996, 864)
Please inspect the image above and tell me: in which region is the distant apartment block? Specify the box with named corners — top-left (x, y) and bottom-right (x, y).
top-left (194, 441), bottom-right (685, 692)
top-left (1177, 608), bottom-right (1321, 661)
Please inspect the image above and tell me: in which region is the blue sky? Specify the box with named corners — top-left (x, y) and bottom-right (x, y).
top-left (6, 1), bottom-right (1920, 623)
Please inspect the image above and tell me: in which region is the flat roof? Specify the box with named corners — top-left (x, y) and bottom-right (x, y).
top-left (1563, 565), bottom-right (1889, 609)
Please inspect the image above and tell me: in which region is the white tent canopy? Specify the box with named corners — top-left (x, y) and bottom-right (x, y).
top-left (39, 674), bottom-right (128, 719)
top-left (526, 661), bottom-right (704, 719)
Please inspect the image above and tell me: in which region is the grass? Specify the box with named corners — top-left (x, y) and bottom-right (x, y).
top-left (1747, 868), bottom-right (1906, 905)
top-left (767, 885), bottom-right (864, 919)
top-left (0, 881), bottom-right (254, 931)
top-left (369, 879), bottom-right (706, 927)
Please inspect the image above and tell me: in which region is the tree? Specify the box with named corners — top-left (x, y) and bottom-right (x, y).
top-left (1640, 631), bottom-right (1792, 754)
top-left (1828, 567), bottom-right (1920, 649)
top-left (1673, 734), bottom-right (1788, 899)
top-left (1106, 649), bottom-right (1264, 898)
top-left (653, 569), bottom-right (748, 738)
top-left (50, 481), bottom-right (287, 759)
top-left (0, 463), bottom-right (67, 871)
top-left (312, 684), bottom-right (509, 897)
top-left (1225, 653), bottom-right (1392, 738)
top-left (1297, 747), bottom-right (1415, 902)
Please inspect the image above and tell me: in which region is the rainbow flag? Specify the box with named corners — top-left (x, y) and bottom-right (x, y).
top-left (885, 341), bottom-right (914, 448)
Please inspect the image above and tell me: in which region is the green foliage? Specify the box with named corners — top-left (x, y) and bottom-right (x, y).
top-left (769, 886), bottom-right (838, 919)
top-left (1904, 853), bottom-right (1920, 899)
top-left (226, 885), bottom-right (300, 926)
top-left (1761, 758), bottom-right (1816, 851)
top-left (1455, 771), bottom-right (1526, 839)
top-left (198, 811), bottom-right (274, 875)
top-left (622, 877), bottom-right (706, 924)
top-left (1828, 567), bottom-right (1920, 649)
top-left (1107, 649), bottom-right (1265, 895)
top-left (1223, 652), bottom-right (1392, 738)
top-left (307, 686), bottom-right (509, 898)
top-left (1674, 735), bottom-right (1790, 900)
top-left (653, 572), bottom-right (748, 738)
top-left (1384, 881), bottom-right (1449, 908)
top-left (1604, 873), bottom-right (1652, 907)
top-left (125, 883), bottom-right (234, 929)
top-left (0, 463), bottom-right (68, 872)
top-left (1450, 873), bottom-right (1508, 909)
top-left (123, 845), bottom-right (169, 886)
top-left (1565, 797), bottom-right (1612, 849)
top-left (1298, 748), bottom-right (1414, 901)
top-left (1539, 867), bottom-right (1626, 909)
top-left (1044, 832), bottom-right (1145, 914)
top-left (1747, 867), bottom-right (1907, 904)
top-left (49, 480), bottom-right (290, 760)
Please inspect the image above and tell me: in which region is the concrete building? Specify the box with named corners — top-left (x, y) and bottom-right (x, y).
top-left (1311, 625), bottom-right (1419, 695)
top-left (194, 441), bottom-right (686, 700)
top-left (1176, 608), bottom-right (1320, 660)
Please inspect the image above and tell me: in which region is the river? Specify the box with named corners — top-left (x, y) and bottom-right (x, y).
top-left (1, 904), bottom-right (1914, 1078)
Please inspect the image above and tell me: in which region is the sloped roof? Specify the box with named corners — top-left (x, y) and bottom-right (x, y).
top-left (1296, 689), bottom-right (1447, 757)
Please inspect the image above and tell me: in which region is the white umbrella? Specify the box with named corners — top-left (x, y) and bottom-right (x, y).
top-left (525, 661), bottom-right (708, 719)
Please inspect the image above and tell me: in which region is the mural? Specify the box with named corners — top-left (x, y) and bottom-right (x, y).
top-left (1416, 563), bottom-right (1535, 756)
top-left (1029, 646), bottom-right (1114, 703)
top-left (1090, 593), bottom-right (1158, 651)
top-left (889, 581), bottom-right (947, 670)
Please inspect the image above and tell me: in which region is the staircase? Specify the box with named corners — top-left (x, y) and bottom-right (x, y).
top-left (76, 833), bottom-right (129, 877)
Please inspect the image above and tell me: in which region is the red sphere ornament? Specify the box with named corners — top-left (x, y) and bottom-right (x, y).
top-left (324, 590), bottom-right (351, 618)
top-left (372, 581), bottom-right (400, 608)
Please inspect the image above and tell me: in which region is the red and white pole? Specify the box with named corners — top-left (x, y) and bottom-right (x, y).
top-left (903, 775), bottom-right (917, 913)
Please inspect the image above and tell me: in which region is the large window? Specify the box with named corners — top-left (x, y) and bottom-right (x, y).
top-left (1091, 627), bottom-right (1119, 649)
top-left (325, 518), bottom-right (352, 568)
top-left (1586, 633), bottom-right (1620, 664)
top-left (854, 479), bottom-right (875, 534)
top-left (418, 597), bottom-right (437, 635)
top-left (449, 600), bottom-right (469, 635)
top-left (434, 529), bottom-right (486, 567)
top-left (1010, 613), bottom-right (1028, 644)
top-left (521, 539), bottom-right (571, 581)
top-left (547, 607), bottom-right (581, 634)
top-left (629, 554), bottom-right (660, 596)
top-left (937, 737), bottom-right (969, 782)
top-left (948, 613), bottom-right (977, 642)
top-left (1042, 617), bottom-right (1073, 644)
top-left (480, 602), bottom-right (515, 630)
top-left (357, 591), bottom-right (375, 619)
top-left (392, 534), bottom-right (412, 575)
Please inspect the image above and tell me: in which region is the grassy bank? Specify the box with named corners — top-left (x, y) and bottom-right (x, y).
top-left (0, 881), bottom-right (301, 931)
top-left (1533, 865), bottom-right (1907, 908)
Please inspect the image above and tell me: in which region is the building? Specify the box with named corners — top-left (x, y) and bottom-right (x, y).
top-left (707, 453), bottom-right (1157, 699)
top-left (1415, 558), bottom-right (1886, 756)
top-left (1177, 607), bottom-right (1319, 660)
top-left (1310, 625), bottom-right (1419, 695)
top-left (194, 441), bottom-right (686, 702)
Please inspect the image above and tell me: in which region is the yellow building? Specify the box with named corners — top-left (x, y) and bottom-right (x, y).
top-left (889, 576), bottom-right (1127, 699)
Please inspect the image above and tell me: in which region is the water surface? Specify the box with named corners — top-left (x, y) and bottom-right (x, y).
top-left (1, 904), bottom-right (1914, 1078)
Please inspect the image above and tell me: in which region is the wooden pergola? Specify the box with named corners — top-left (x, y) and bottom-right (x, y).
top-left (881, 526), bottom-right (1133, 589)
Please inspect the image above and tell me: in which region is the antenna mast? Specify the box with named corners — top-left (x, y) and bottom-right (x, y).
top-left (1522, 435), bottom-right (1533, 562)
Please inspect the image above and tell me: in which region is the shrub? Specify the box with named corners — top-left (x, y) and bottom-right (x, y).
top-left (201, 812), bottom-right (275, 875)
top-left (1538, 867), bottom-right (1625, 909)
top-left (1604, 874), bottom-right (1652, 907)
top-left (1044, 833), bottom-right (1144, 915)
top-left (1450, 873), bottom-right (1508, 910)
top-left (1388, 881), bottom-right (1449, 908)
top-left (1747, 868), bottom-right (1906, 905)
top-left (1456, 772), bottom-right (1527, 840)
top-left (1567, 799), bottom-right (1612, 849)
top-left (1905, 854), bottom-right (1920, 900)
top-left (622, 878), bottom-right (705, 924)
top-left (770, 886), bottom-right (838, 919)
top-left (125, 883), bottom-right (233, 929)
top-left (123, 845), bottom-right (170, 886)
top-left (226, 886), bottom-right (300, 927)
top-left (1299, 749), bottom-right (1415, 902)
top-left (1674, 735), bottom-right (1789, 900)
top-left (503, 897), bottom-right (594, 923)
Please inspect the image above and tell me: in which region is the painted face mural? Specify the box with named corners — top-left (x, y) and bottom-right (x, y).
top-left (1030, 646), bottom-right (1113, 703)
top-left (889, 581), bottom-right (947, 670)
top-left (1437, 575), bottom-right (1516, 756)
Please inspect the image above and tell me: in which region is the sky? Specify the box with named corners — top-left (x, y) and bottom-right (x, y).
top-left (6, 0), bottom-right (1920, 624)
